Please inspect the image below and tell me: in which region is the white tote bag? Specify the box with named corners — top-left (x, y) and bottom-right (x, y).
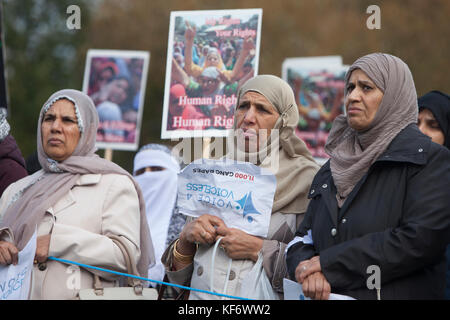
top-left (209, 238), bottom-right (278, 300)
top-left (240, 252), bottom-right (279, 300)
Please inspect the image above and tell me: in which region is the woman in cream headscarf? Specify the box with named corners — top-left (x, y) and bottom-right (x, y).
top-left (162, 75), bottom-right (319, 299)
top-left (286, 53), bottom-right (450, 300)
top-left (0, 89), bottom-right (154, 299)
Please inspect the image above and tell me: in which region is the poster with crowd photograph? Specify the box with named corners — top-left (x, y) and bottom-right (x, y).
top-left (0, 1), bottom-right (8, 112)
top-left (82, 49), bottom-right (150, 151)
top-left (161, 9), bottom-right (263, 139)
top-left (282, 57), bottom-right (348, 164)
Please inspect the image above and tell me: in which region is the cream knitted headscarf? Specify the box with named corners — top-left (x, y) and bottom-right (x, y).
top-left (227, 75), bottom-right (319, 214)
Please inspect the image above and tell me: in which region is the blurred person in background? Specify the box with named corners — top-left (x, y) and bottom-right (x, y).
top-left (417, 91), bottom-right (449, 148)
top-left (417, 90), bottom-right (450, 299)
top-left (0, 109), bottom-right (28, 197)
top-left (133, 144), bottom-right (185, 294)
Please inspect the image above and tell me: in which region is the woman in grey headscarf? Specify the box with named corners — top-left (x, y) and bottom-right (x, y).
top-left (286, 53), bottom-right (450, 300)
top-left (162, 75), bottom-right (319, 300)
top-left (0, 108), bottom-right (28, 196)
top-left (0, 89), bottom-right (154, 299)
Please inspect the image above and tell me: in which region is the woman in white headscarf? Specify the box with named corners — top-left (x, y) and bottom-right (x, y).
top-left (0, 89), bottom-right (154, 300)
top-left (286, 53), bottom-right (450, 300)
top-left (133, 144), bottom-right (183, 287)
top-left (162, 75), bottom-right (319, 299)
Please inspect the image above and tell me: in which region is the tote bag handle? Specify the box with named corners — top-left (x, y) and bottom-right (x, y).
top-left (209, 237), bottom-right (233, 299)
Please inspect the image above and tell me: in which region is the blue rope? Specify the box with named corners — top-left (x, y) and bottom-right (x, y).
top-left (47, 256), bottom-right (251, 300)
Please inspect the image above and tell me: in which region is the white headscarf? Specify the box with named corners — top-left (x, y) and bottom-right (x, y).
top-left (133, 144), bottom-right (180, 284)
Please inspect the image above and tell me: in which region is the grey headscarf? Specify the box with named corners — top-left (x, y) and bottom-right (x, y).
top-left (325, 53), bottom-right (418, 207)
top-left (227, 75), bottom-right (319, 214)
top-left (0, 108), bottom-right (10, 142)
top-left (0, 89), bottom-right (154, 277)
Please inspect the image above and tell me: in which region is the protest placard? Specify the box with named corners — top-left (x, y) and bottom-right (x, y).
top-left (282, 57), bottom-right (348, 164)
top-left (161, 9), bottom-right (262, 139)
top-left (82, 49), bottom-right (150, 151)
top-left (0, 231), bottom-right (36, 300)
top-left (282, 55), bottom-right (343, 70)
top-left (177, 158), bottom-right (276, 238)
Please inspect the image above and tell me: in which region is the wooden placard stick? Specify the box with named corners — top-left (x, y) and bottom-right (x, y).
top-left (104, 148), bottom-right (113, 161)
top-left (202, 137), bottom-right (211, 159)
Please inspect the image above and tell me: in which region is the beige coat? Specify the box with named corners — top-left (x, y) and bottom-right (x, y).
top-left (0, 170), bottom-right (142, 300)
top-left (162, 211), bottom-right (303, 300)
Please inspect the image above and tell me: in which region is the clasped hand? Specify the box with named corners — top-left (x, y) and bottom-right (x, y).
top-left (295, 256), bottom-right (331, 300)
top-left (179, 214), bottom-right (263, 262)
